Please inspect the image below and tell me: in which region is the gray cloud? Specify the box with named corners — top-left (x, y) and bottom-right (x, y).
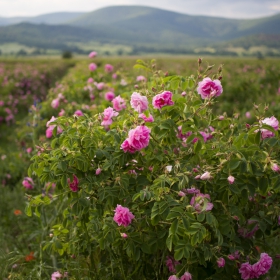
top-left (0, 0), bottom-right (279, 18)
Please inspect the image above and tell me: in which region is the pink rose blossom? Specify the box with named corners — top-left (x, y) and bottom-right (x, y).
top-left (228, 175), bottom-right (235, 184)
top-left (51, 271), bottom-right (63, 280)
top-left (186, 187), bottom-right (200, 194)
top-left (0, 101), bottom-right (4, 106)
top-left (245, 112), bottom-right (251, 118)
top-left (120, 233), bottom-right (128, 238)
top-left (139, 113), bottom-right (154, 122)
top-left (168, 276), bottom-right (179, 280)
top-left (46, 116), bottom-right (63, 138)
top-left (197, 77), bottom-right (223, 99)
top-left (113, 204), bottom-right (135, 227)
top-left (22, 177), bottom-right (34, 189)
top-left (180, 272), bottom-right (192, 280)
top-left (228, 251), bottom-right (240, 260)
top-left (105, 64), bottom-right (114, 73)
top-left (121, 125), bottom-right (150, 153)
top-left (177, 126), bottom-right (192, 142)
top-left (88, 51), bottom-right (97, 58)
top-left (101, 107), bottom-right (119, 126)
top-left (46, 127), bottom-right (53, 138)
top-left (74, 110), bottom-right (83, 117)
top-left (26, 147), bottom-right (32, 154)
top-left (272, 163), bottom-right (280, 173)
top-left (166, 256), bottom-right (180, 273)
top-left (112, 73), bottom-right (117, 79)
top-left (68, 175), bottom-right (79, 192)
top-left (190, 193), bottom-right (213, 212)
top-left (239, 262), bottom-right (254, 280)
top-left (200, 172), bottom-right (211, 180)
top-left (218, 115), bottom-right (225, 120)
top-left (152, 91), bottom-right (174, 109)
top-left (58, 109), bottom-right (65, 116)
top-left (95, 82), bottom-right (104, 90)
top-left (87, 77), bottom-right (94, 83)
top-left (217, 257), bottom-right (225, 268)
top-left (89, 63), bottom-right (97, 72)
top-left (260, 116), bottom-right (279, 139)
top-left (51, 98), bottom-right (59, 109)
top-left (136, 75), bottom-right (146, 82)
top-left (178, 191), bottom-right (186, 197)
top-left (112, 95), bottom-right (126, 111)
top-left (130, 92), bottom-right (148, 113)
top-left (96, 168), bottom-right (102, 175)
top-left (105, 91), bottom-right (115, 101)
top-left (181, 91), bottom-right (186, 96)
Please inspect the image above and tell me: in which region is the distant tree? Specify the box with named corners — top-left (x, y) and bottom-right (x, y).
top-left (62, 50), bottom-right (73, 59)
top-left (0, 49), bottom-right (2, 56)
top-left (17, 49), bottom-right (27, 56)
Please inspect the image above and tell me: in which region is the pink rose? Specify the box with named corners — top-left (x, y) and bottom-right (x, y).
top-left (101, 107), bottom-right (119, 126)
top-left (168, 276), bottom-right (179, 280)
top-left (26, 147), bottom-right (32, 154)
top-left (136, 75), bottom-right (146, 82)
top-left (96, 168), bottom-right (102, 175)
top-left (121, 125), bottom-right (150, 153)
top-left (152, 91), bottom-right (174, 109)
top-left (89, 63), bottom-right (97, 72)
top-left (51, 98), bottom-right (59, 109)
top-left (68, 175), bottom-right (79, 192)
top-left (139, 113), bottom-right (154, 122)
top-left (260, 116), bottom-right (279, 139)
top-left (113, 204), bottom-right (135, 227)
top-left (88, 51), bottom-right (97, 58)
top-left (178, 191), bottom-right (186, 197)
top-left (74, 110), bottom-right (83, 117)
top-left (112, 95), bottom-right (126, 111)
top-left (166, 256), bottom-right (180, 273)
top-left (120, 233), bottom-right (128, 238)
top-left (58, 109), bottom-right (65, 116)
top-left (105, 91), bottom-right (115, 101)
top-left (217, 257), bottom-right (225, 268)
top-left (46, 127), bottom-right (53, 138)
top-left (130, 92), bottom-right (148, 113)
top-left (190, 193), bottom-right (213, 213)
top-left (87, 77), bottom-right (94, 83)
top-left (22, 177), bottom-right (34, 189)
top-left (95, 82), bottom-right (104, 90)
top-left (104, 64), bottom-right (114, 73)
top-left (200, 172), bottom-right (211, 180)
top-left (271, 163), bottom-right (280, 173)
top-left (227, 175), bottom-right (235, 184)
top-left (197, 77), bottom-right (223, 99)
top-left (180, 272), bottom-right (192, 280)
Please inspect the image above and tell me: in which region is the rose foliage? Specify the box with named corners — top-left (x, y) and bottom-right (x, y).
top-left (27, 59), bottom-right (280, 279)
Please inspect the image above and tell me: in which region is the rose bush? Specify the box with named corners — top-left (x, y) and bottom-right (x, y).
top-left (24, 58), bottom-right (280, 279)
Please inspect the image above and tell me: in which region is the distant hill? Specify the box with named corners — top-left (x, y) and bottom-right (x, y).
top-left (0, 6), bottom-right (279, 56)
top-left (0, 12), bottom-right (84, 26)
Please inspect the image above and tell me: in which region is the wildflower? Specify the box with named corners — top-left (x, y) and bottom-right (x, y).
top-left (105, 64), bottom-right (114, 73)
top-left (14, 209), bottom-right (22, 215)
top-left (68, 175), bottom-right (79, 192)
top-left (101, 107), bottom-right (119, 126)
top-left (200, 172), bottom-right (211, 180)
top-left (96, 168), bottom-right (102, 175)
top-left (190, 193), bottom-right (213, 213)
top-left (121, 126), bottom-right (150, 153)
top-left (105, 91), bottom-right (115, 101)
top-left (88, 51), bottom-right (97, 58)
top-left (260, 116), bottom-right (279, 139)
top-left (217, 257), bottom-right (225, 268)
top-left (152, 91), bottom-right (174, 109)
top-left (112, 95), bottom-right (126, 111)
top-left (89, 63), bottom-right (97, 72)
top-left (25, 252), bottom-right (35, 262)
top-left (180, 272), bottom-right (192, 280)
top-left (228, 175), bottom-right (235, 184)
top-left (74, 110), bottom-right (83, 117)
top-left (139, 113), bottom-right (154, 122)
top-left (130, 92), bottom-right (148, 113)
top-left (22, 177), bottom-right (34, 189)
top-left (197, 77), bottom-right (223, 99)
top-left (113, 204), bottom-right (135, 227)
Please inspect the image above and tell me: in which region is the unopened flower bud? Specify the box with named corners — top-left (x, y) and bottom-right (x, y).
top-left (134, 85), bottom-right (139, 89)
top-left (200, 171), bottom-right (211, 180)
top-left (178, 191), bottom-right (186, 197)
top-left (227, 175), bottom-right (235, 184)
top-left (198, 58), bottom-right (202, 65)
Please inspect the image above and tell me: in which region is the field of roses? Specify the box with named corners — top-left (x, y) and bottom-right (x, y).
top-left (1, 55), bottom-right (280, 280)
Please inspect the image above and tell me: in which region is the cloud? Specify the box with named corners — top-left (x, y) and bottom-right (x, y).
top-left (0, 0), bottom-right (279, 18)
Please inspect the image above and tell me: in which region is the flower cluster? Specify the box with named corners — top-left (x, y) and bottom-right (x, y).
top-left (239, 253), bottom-right (273, 279)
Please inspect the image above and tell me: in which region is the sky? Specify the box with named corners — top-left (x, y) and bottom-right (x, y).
top-left (0, 0), bottom-right (280, 19)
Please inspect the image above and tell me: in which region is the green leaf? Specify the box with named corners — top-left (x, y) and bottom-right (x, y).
top-left (170, 219), bottom-right (178, 235)
top-left (194, 140), bottom-right (202, 154)
top-left (61, 175), bottom-right (68, 188)
top-left (25, 204), bottom-right (32, 217)
top-left (228, 160), bottom-right (241, 170)
top-left (166, 235), bottom-right (173, 251)
top-left (174, 248), bottom-right (184, 261)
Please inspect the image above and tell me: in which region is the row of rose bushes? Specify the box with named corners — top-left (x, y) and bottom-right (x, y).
top-left (2, 56), bottom-right (280, 279)
top-left (10, 55), bottom-right (280, 279)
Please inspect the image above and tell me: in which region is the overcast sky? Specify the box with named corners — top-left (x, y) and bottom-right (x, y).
top-left (0, 0), bottom-right (280, 19)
